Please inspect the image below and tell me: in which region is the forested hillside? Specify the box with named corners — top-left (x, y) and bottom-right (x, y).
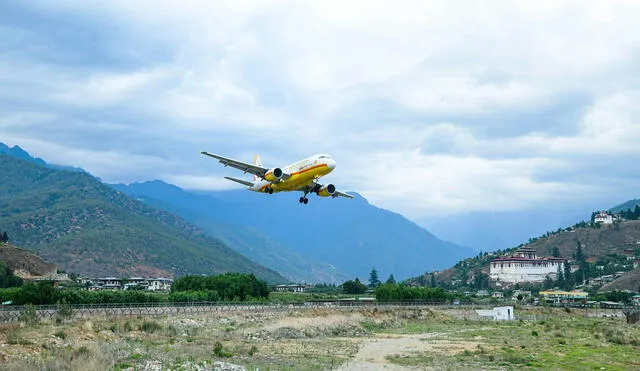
top-left (0, 154), bottom-right (285, 282)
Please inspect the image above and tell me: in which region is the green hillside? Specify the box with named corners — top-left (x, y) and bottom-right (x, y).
top-left (0, 154), bottom-right (285, 283)
top-left (409, 219), bottom-right (640, 291)
top-left (609, 199), bottom-right (640, 214)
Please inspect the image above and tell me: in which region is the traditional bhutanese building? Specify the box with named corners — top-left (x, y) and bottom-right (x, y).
top-left (490, 247), bottom-right (565, 286)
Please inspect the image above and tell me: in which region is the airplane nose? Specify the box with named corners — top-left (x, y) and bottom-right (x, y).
top-left (327, 159), bottom-right (336, 170)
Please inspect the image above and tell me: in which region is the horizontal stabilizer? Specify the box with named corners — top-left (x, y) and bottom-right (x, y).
top-left (224, 176), bottom-right (254, 187)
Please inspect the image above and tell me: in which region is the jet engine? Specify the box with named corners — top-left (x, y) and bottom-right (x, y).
top-left (316, 184), bottom-right (336, 197)
top-left (264, 168), bottom-right (284, 182)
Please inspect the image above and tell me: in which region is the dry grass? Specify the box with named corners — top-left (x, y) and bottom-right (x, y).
top-left (0, 307), bottom-right (637, 370)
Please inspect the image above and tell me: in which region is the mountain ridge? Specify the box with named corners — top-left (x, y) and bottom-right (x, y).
top-left (115, 180), bottom-right (475, 281)
top-left (0, 153), bottom-right (285, 283)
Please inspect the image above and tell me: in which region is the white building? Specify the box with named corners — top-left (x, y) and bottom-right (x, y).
top-left (490, 247), bottom-right (565, 285)
top-left (274, 284), bottom-right (308, 292)
top-left (476, 306), bottom-right (515, 320)
top-left (594, 211), bottom-right (614, 224)
top-left (147, 277), bottom-right (172, 291)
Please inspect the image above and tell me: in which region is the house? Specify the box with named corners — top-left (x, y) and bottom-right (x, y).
top-left (274, 284), bottom-right (307, 293)
top-left (491, 291), bottom-right (504, 298)
top-left (147, 278), bottom-right (172, 291)
top-left (124, 277), bottom-right (149, 290)
top-left (97, 277), bottom-right (122, 290)
top-left (490, 247), bottom-right (565, 285)
top-left (594, 211), bottom-right (614, 224)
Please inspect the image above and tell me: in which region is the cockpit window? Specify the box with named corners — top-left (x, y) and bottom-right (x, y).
top-left (318, 155), bottom-right (331, 159)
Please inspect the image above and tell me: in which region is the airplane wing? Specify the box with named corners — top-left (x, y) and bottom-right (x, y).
top-left (333, 190), bottom-right (355, 199)
top-left (224, 176), bottom-right (254, 187)
top-left (201, 151), bottom-right (268, 179)
top-left (301, 183), bottom-right (354, 199)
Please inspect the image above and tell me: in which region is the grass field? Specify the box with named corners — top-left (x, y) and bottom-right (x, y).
top-left (0, 306), bottom-right (637, 370)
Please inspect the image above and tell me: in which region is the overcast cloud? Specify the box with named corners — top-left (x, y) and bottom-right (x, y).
top-left (1, 0), bottom-right (639, 220)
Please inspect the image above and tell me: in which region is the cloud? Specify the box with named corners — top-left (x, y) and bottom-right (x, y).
top-left (1, 1), bottom-right (640, 220)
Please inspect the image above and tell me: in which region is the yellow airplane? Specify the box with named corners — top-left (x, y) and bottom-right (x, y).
top-left (201, 151), bottom-right (354, 204)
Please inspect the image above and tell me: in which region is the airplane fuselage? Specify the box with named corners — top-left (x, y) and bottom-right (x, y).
top-left (200, 150), bottom-right (352, 203)
top-left (250, 154), bottom-right (336, 193)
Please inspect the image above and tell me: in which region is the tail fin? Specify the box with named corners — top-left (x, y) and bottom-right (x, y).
top-left (252, 154), bottom-right (262, 181)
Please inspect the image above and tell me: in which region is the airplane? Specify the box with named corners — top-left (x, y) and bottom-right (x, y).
top-left (200, 151), bottom-right (354, 204)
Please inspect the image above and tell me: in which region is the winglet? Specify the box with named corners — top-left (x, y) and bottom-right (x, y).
top-left (253, 154), bottom-right (263, 181)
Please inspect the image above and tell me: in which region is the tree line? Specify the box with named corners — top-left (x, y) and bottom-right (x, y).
top-left (0, 272), bottom-right (270, 306)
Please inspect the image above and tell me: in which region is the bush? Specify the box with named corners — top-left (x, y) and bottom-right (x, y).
top-left (213, 342), bottom-right (233, 358)
top-left (139, 321), bottom-right (162, 333)
top-left (18, 303), bottom-right (38, 325)
top-left (56, 299), bottom-right (74, 321)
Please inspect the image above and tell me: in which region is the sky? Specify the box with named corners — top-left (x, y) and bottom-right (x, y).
top-left (1, 0), bottom-right (639, 223)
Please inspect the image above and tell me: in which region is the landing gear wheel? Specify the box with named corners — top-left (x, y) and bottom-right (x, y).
top-left (299, 197), bottom-right (305, 203)
top-left (303, 198), bottom-right (308, 204)
top-left (268, 188), bottom-right (273, 194)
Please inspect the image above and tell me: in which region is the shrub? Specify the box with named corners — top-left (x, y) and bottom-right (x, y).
top-left (18, 303), bottom-right (38, 325)
top-left (139, 321), bottom-right (162, 333)
top-left (213, 342), bottom-right (233, 358)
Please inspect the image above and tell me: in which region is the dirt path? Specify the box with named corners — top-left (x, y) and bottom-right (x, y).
top-left (336, 332), bottom-right (481, 371)
top-left (336, 334), bottom-right (430, 371)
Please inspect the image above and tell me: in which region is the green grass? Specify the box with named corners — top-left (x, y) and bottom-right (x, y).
top-left (383, 315), bottom-right (640, 370)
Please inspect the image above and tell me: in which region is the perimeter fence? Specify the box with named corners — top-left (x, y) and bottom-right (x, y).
top-left (0, 301), bottom-right (634, 323)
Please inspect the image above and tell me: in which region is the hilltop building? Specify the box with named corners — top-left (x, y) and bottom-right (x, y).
top-left (490, 247), bottom-right (565, 286)
top-left (594, 211), bottom-right (614, 224)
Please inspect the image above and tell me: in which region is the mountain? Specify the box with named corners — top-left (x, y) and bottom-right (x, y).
top-left (609, 199), bottom-right (640, 214)
top-left (414, 217), bottom-right (640, 289)
top-left (0, 143), bottom-right (85, 173)
top-left (0, 243), bottom-right (57, 277)
top-left (524, 220), bottom-right (640, 259)
top-left (114, 181), bottom-right (475, 281)
top-left (0, 154), bottom-right (285, 283)
top-left (599, 269), bottom-right (640, 293)
top-left (111, 181), bottom-right (350, 283)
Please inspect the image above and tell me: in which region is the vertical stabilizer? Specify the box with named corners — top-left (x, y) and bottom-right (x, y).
top-left (253, 154), bottom-right (262, 181)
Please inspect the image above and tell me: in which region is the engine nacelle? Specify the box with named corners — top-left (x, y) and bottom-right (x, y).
top-left (316, 184), bottom-right (336, 197)
top-left (264, 167), bottom-right (283, 182)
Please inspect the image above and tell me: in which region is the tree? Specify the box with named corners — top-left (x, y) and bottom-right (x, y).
top-left (430, 273), bottom-right (436, 288)
top-left (543, 275), bottom-right (553, 290)
top-left (343, 278), bottom-right (367, 295)
top-left (574, 240), bottom-right (587, 284)
top-left (0, 232), bottom-right (7, 243)
top-left (0, 261), bottom-right (22, 288)
top-left (385, 274), bottom-right (396, 284)
top-left (556, 265), bottom-right (564, 289)
top-left (368, 268), bottom-right (380, 288)
top-left (551, 246), bottom-right (561, 258)
top-left (563, 261), bottom-right (573, 290)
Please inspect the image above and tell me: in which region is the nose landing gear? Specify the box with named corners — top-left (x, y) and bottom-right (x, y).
top-left (299, 196), bottom-right (308, 204)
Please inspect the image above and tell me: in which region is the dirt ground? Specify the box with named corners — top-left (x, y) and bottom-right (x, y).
top-left (0, 306), bottom-right (635, 370)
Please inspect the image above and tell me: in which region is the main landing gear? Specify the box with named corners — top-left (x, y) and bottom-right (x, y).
top-left (264, 187), bottom-right (274, 194)
top-left (299, 196), bottom-right (309, 204)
